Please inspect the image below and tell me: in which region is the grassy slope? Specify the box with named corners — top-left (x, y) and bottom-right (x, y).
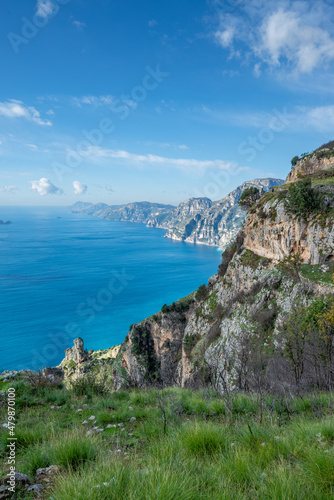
top-left (1, 381), bottom-right (334, 499)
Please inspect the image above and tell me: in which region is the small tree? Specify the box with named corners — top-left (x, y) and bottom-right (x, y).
top-left (291, 156), bottom-right (299, 166)
top-left (285, 178), bottom-right (322, 217)
top-left (239, 187), bottom-right (260, 208)
top-left (196, 284), bottom-right (208, 301)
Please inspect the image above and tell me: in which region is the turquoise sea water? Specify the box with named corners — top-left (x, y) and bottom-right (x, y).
top-left (0, 206), bottom-right (222, 371)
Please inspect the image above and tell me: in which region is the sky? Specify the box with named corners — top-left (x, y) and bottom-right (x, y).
top-left (0, 0), bottom-right (334, 206)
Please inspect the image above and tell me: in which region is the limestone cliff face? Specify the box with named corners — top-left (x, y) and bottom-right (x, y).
top-left (287, 153), bottom-right (334, 183)
top-left (71, 179), bottom-right (283, 250)
top-left (113, 307), bottom-right (193, 389)
top-left (62, 149), bottom-right (334, 391)
top-left (164, 179), bottom-right (284, 249)
top-left (110, 166), bottom-right (334, 390)
top-left (111, 244), bottom-right (334, 391)
top-left (146, 198), bottom-right (212, 229)
top-left (243, 195), bottom-right (334, 264)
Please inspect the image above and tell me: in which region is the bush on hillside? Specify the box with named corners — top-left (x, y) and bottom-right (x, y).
top-left (285, 177), bottom-right (322, 217)
top-left (195, 284), bottom-right (208, 301)
top-left (239, 187), bottom-right (260, 208)
top-left (291, 156), bottom-right (299, 166)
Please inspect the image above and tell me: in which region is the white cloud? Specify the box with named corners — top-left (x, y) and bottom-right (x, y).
top-left (253, 63), bottom-right (261, 78)
top-left (97, 184), bottom-right (114, 192)
top-left (215, 28), bottom-right (235, 48)
top-left (73, 20), bottom-right (86, 30)
top-left (178, 144), bottom-right (189, 150)
top-left (148, 19), bottom-right (158, 27)
top-left (71, 95), bottom-right (137, 109)
top-left (0, 186), bottom-right (17, 193)
top-left (87, 147), bottom-right (241, 172)
top-left (0, 100), bottom-right (52, 126)
top-left (259, 8), bottom-right (334, 74)
top-left (36, 0), bottom-right (57, 19)
top-left (301, 105), bottom-right (334, 131)
top-left (73, 181), bottom-right (87, 195)
top-left (25, 144), bottom-right (38, 151)
top-left (213, 0), bottom-right (334, 77)
top-left (30, 178), bottom-right (63, 196)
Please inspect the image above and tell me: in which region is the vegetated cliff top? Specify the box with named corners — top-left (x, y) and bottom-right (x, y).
top-left (287, 140), bottom-right (334, 183)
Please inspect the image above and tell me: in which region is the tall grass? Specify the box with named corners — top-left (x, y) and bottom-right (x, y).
top-left (2, 385), bottom-right (334, 499)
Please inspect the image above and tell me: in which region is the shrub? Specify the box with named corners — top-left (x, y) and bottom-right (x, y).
top-left (285, 178), bottom-right (322, 217)
top-left (218, 231), bottom-right (244, 278)
top-left (195, 284), bottom-right (208, 301)
top-left (69, 373), bottom-right (109, 396)
top-left (131, 325), bottom-right (160, 382)
top-left (239, 187), bottom-right (260, 208)
top-left (161, 297), bottom-right (194, 314)
top-left (291, 156), bottom-right (299, 166)
top-left (27, 371), bottom-right (63, 389)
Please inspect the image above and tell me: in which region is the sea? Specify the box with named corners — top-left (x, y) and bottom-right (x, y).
top-left (0, 206), bottom-right (222, 371)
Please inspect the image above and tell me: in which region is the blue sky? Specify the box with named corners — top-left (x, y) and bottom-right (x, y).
top-left (1, 0), bottom-right (334, 206)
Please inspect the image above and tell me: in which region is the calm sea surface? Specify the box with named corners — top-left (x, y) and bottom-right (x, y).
top-left (0, 206), bottom-right (222, 371)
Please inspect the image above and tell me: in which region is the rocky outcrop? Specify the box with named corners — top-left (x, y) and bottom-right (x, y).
top-left (287, 152), bottom-right (334, 183)
top-left (60, 340), bottom-right (120, 384)
top-left (0, 469), bottom-right (52, 499)
top-left (71, 178), bottom-right (284, 250)
top-left (62, 145), bottom-right (334, 392)
top-left (164, 179), bottom-right (284, 248)
top-left (64, 337), bottom-right (89, 364)
top-left (113, 301), bottom-right (194, 389)
top-left (243, 195), bottom-right (334, 264)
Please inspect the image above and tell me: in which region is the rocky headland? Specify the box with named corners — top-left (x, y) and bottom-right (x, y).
top-left (42, 144), bottom-right (334, 394)
top-left (71, 178), bottom-right (284, 250)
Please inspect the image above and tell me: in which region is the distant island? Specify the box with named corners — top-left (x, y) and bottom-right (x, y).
top-left (0, 220), bottom-right (12, 225)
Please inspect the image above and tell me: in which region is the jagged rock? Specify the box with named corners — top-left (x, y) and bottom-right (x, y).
top-left (35, 465), bottom-right (61, 486)
top-left (71, 179), bottom-right (284, 250)
top-left (0, 472), bottom-right (30, 486)
top-left (0, 485), bottom-right (11, 500)
top-left (64, 338), bottom-right (89, 364)
top-left (164, 179), bottom-right (284, 248)
top-left (59, 147), bottom-right (334, 393)
top-left (0, 473), bottom-right (31, 499)
top-left (287, 152), bottom-right (334, 183)
top-left (42, 366), bottom-right (64, 383)
top-left (243, 198), bottom-right (334, 264)
top-left (26, 484), bottom-right (44, 495)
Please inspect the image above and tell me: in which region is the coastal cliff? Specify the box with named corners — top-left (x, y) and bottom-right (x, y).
top-left (59, 144), bottom-right (334, 393)
top-left (163, 179), bottom-right (283, 248)
top-left (72, 178), bottom-right (283, 250)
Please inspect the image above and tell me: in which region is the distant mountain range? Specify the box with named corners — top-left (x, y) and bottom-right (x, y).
top-left (71, 178), bottom-right (284, 249)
